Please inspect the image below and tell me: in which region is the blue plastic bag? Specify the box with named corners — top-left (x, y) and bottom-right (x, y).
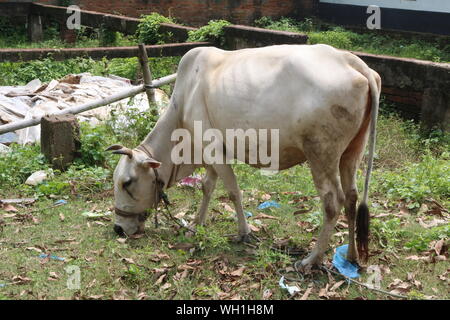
top-left (39, 254), bottom-right (65, 262)
top-left (54, 199), bottom-right (68, 206)
top-left (332, 244), bottom-right (360, 278)
top-left (257, 201), bottom-right (281, 210)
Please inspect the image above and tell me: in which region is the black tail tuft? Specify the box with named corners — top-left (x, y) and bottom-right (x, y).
top-left (356, 202), bottom-right (370, 263)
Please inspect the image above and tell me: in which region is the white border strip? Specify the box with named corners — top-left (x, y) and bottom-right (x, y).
top-left (319, 0), bottom-right (450, 13)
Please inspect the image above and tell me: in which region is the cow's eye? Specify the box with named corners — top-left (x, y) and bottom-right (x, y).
top-left (122, 179), bottom-right (132, 189)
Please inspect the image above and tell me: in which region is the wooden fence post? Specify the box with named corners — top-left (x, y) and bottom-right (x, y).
top-left (138, 43), bottom-right (156, 104)
top-left (41, 114), bottom-right (80, 171)
top-left (28, 14), bottom-right (43, 42)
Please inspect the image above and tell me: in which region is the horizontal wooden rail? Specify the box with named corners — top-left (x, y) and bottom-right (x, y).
top-left (0, 42), bottom-right (211, 62)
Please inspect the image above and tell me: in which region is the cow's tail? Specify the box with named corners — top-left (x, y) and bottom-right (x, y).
top-left (352, 58), bottom-right (380, 264)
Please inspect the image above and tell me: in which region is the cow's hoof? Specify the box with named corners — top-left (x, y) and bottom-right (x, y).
top-left (299, 253), bottom-right (322, 272)
top-left (233, 232), bottom-right (254, 243)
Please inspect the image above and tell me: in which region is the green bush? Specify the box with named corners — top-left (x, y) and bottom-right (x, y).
top-left (187, 20), bottom-right (231, 46)
top-left (99, 24), bottom-right (120, 47)
top-left (404, 224), bottom-right (449, 252)
top-left (373, 152), bottom-right (450, 208)
top-left (371, 218), bottom-right (408, 249)
top-left (254, 17), bottom-right (299, 32)
top-left (0, 57), bottom-right (98, 85)
top-left (308, 29), bottom-right (353, 50)
top-left (36, 165), bottom-right (111, 197)
top-left (0, 144), bottom-right (49, 189)
top-left (76, 122), bottom-right (117, 167)
top-left (136, 13), bottom-right (175, 44)
top-left (106, 104), bottom-right (160, 147)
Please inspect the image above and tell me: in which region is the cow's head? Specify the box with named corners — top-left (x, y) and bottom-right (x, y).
top-left (107, 144), bottom-right (161, 236)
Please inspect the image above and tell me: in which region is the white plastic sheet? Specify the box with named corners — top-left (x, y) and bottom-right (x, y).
top-left (0, 73), bottom-right (170, 145)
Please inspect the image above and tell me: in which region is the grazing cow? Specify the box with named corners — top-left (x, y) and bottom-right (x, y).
top-left (108, 44), bottom-right (381, 267)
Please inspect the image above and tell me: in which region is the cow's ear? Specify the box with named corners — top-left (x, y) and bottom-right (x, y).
top-left (140, 158), bottom-right (161, 169)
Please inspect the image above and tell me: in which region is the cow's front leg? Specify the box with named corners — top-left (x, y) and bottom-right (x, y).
top-left (193, 166), bottom-right (218, 226)
top-left (212, 164), bottom-right (251, 241)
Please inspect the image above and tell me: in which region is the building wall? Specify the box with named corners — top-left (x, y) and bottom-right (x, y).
top-left (19, 0), bottom-right (318, 26)
top-left (319, 0), bottom-right (450, 35)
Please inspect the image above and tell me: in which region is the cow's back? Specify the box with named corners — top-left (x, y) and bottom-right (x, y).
top-left (173, 45), bottom-right (372, 169)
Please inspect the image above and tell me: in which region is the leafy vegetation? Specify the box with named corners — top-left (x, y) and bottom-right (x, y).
top-left (187, 20), bottom-right (231, 46)
top-left (0, 56), bottom-right (180, 86)
top-left (373, 152), bottom-right (449, 208)
top-left (255, 17), bottom-right (450, 62)
top-left (0, 16), bottom-right (136, 49)
top-left (136, 13), bottom-right (176, 45)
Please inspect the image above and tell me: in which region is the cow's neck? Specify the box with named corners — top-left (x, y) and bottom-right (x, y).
top-left (140, 104), bottom-right (195, 189)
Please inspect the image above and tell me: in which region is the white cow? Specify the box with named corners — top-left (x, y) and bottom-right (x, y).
top-left (108, 44), bottom-right (381, 267)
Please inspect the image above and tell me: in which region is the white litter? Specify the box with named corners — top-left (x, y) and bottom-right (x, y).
top-left (0, 73), bottom-right (170, 145)
top-left (82, 211), bottom-right (112, 218)
top-left (279, 276), bottom-right (301, 295)
top-left (25, 170), bottom-right (48, 186)
top-left (0, 143), bottom-right (10, 153)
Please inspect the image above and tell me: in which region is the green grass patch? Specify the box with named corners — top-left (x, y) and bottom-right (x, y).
top-left (255, 17), bottom-right (450, 63)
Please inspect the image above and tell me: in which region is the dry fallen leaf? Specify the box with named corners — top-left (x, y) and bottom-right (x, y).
top-left (2, 203), bottom-right (19, 212)
top-left (318, 284), bottom-right (330, 299)
top-left (155, 274), bottom-right (166, 286)
top-left (330, 280), bottom-right (345, 292)
top-left (388, 278), bottom-right (411, 295)
top-left (405, 255), bottom-right (429, 262)
top-left (300, 286), bottom-right (313, 300)
top-left (161, 282), bottom-right (172, 290)
top-left (121, 258), bottom-right (136, 265)
top-left (230, 266), bottom-right (245, 277)
top-left (254, 213), bottom-right (279, 220)
top-left (221, 203), bottom-right (234, 213)
top-left (169, 242), bottom-right (196, 251)
top-left (433, 239), bottom-right (447, 256)
top-left (150, 252), bottom-right (170, 262)
top-left (262, 289), bottom-right (272, 300)
top-left (12, 276), bottom-right (32, 285)
top-left (261, 193), bottom-right (271, 201)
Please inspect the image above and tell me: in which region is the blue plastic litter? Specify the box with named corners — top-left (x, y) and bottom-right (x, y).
top-left (244, 211), bottom-right (253, 218)
top-left (39, 254), bottom-right (65, 262)
top-left (0, 283), bottom-right (6, 288)
top-left (332, 244), bottom-right (360, 278)
top-left (257, 201), bottom-right (281, 210)
top-left (54, 200), bottom-right (68, 206)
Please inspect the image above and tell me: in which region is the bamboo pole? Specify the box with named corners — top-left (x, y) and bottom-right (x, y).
top-left (138, 43), bottom-right (155, 104)
top-left (0, 73), bottom-right (177, 135)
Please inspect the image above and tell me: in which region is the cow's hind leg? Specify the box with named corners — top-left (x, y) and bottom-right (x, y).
top-left (194, 166), bottom-right (218, 226)
top-left (212, 164), bottom-right (251, 241)
top-left (339, 153), bottom-right (360, 263)
top-left (301, 160), bottom-right (345, 268)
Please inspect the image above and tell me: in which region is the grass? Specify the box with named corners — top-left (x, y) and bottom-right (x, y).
top-left (0, 103), bottom-right (449, 300)
top-left (254, 17), bottom-right (450, 63)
